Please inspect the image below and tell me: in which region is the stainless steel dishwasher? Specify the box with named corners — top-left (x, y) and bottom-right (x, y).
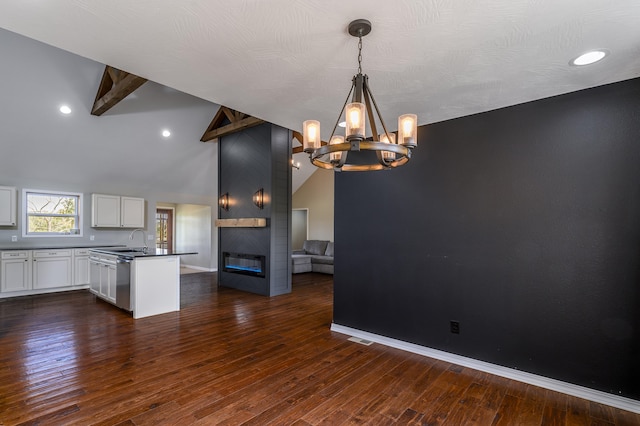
top-left (115, 257), bottom-right (132, 311)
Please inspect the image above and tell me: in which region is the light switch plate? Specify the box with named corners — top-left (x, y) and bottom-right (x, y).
top-left (11, 235), bottom-right (18, 242)
top-left (90, 235), bottom-right (95, 241)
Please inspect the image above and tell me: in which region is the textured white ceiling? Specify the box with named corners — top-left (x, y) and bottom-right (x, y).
top-left (1, 0), bottom-right (640, 142)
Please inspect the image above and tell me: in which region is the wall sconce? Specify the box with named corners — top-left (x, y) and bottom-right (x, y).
top-left (291, 159), bottom-right (300, 170)
top-left (219, 192), bottom-right (229, 211)
top-left (253, 188), bottom-right (264, 209)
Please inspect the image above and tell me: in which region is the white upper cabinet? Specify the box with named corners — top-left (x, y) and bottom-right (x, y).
top-left (91, 194), bottom-right (120, 227)
top-left (121, 196), bottom-right (145, 228)
top-left (91, 194), bottom-right (145, 228)
top-left (0, 186), bottom-right (17, 226)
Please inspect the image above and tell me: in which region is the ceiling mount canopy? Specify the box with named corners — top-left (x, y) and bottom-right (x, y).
top-left (302, 19), bottom-right (418, 172)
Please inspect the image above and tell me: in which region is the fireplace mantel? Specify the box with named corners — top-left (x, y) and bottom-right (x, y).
top-left (215, 218), bottom-right (267, 228)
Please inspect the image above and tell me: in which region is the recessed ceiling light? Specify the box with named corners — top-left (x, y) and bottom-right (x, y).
top-left (59, 105), bottom-right (72, 114)
top-left (570, 50), bottom-right (608, 66)
top-left (162, 129), bottom-right (171, 137)
top-left (338, 121), bottom-right (346, 128)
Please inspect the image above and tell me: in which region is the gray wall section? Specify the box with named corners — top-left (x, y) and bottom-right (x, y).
top-left (268, 125), bottom-right (293, 296)
top-left (334, 78), bottom-right (640, 400)
top-left (291, 210), bottom-right (307, 250)
top-left (218, 123), bottom-right (291, 296)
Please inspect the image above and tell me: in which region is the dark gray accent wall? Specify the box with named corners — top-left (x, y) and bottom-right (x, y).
top-left (218, 123), bottom-right (292, 296)
top-left (334, 78), bottom-right (640, 400)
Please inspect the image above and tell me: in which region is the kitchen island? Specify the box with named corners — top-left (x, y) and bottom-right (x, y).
top-left (89, 247), bottom-right (196, 319)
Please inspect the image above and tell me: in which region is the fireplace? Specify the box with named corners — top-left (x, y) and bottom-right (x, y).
top-left (223, 252), bottom-right (266, 278)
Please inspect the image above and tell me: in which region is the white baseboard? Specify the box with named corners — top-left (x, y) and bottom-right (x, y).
top-left (0, 285), bottom-right (90, 299)
top-left (180, 264), bottom-right (216, 272)
top-left (331, 323), bottom-right (640, 414)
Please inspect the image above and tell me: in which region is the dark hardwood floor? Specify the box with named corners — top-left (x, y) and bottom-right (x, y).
top-left (0, 273), bottom-right (638, 425)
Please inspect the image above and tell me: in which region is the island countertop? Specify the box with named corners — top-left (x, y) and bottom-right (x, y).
top-left (89, 247), bottom-right (197, 259)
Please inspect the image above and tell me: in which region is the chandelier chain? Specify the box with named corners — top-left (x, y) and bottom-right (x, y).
top-left (357, 36), bottom-right (363, 74)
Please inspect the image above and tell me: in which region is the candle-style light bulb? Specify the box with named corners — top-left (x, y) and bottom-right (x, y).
top-left (303, 120), bottom-right (321, 152)
top-left (329, 135), bottom-right (344, 163)
top-left (398, 114), bottom-right (417, 148)
top-left (380, 132), bottom-right (396, 161)
top-left (345, 102), bottom-right (366, 140)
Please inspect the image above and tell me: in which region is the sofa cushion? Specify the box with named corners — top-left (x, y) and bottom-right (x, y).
top-left (310, 255), bottom-right (333, 265)
top-left (324, 241), bottom-right (334, 257)
top-left (291, 254), bottom-right (312, 265)
top-left (303, 240), bottom-right (329, 256)
top-left (312, 263), bottom-right (333, 274)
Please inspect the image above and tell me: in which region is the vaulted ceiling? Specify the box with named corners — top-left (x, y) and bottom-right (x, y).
top-left (1, 1), bottom-right (640, 140)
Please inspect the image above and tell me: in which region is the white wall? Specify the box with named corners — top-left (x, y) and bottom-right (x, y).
top-left (0, 28), bottom-right (219, 268)
top-left (175, 204), bottom-right (213, 270)
top-left (292, 169), bottom-right (334, 241)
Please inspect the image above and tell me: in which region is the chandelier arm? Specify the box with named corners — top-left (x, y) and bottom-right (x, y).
top-left (375, 150), bottom-right (392, 168)
top-left (362, 80), bottom-right (379, 140)
top-left (365, 81), bottom-right (393, 144)
top-left (329, 82), bottom-right (356, 141)
top-left (335, 150), bottom-right (348, 170)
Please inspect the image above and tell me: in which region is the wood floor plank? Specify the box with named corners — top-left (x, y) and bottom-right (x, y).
top-left (0, 272), bottom-right (638, 425)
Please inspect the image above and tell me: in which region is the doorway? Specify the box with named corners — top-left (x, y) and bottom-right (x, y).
top-left (156, 208), bottom-right (174, 253)
top-left (292, 208), bottom-right (308, 250)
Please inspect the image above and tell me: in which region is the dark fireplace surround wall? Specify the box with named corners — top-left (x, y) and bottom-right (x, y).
top-left (218, 123), bottom-right (292, 296)
top-left (334, 78), bottom-right (640, 400)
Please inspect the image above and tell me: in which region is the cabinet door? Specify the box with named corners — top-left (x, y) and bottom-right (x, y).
top-left (91, 194), bottom-right (121, 227)
top-left (33, 257), bottom-right (72, 289)
top-left (1, 258), bottom-right (30, 292)
top-left (121, 197), bottom-right (145, 228)
top-left (74, 256), bottom-right (90, 285)
top-left (107, 265), bottom-right (117, 303)
top-left (99, 264), bottom-right (109, 298)
top-left (89, 260), bottom-right (100, 294)
top-left (0, 186), bottom-right (17, 226)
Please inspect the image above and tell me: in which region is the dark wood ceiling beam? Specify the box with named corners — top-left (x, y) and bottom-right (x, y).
top-left (91, 66), bottom-right (147, 116)
top-left (200, 107), bottom-right (265, 142)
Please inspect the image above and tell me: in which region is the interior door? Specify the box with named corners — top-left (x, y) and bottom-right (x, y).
top-left (156, 208), bottom-right (174, 253)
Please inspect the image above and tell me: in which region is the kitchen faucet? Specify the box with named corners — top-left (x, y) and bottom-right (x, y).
top-left (129, 228), bottom-right (148, 253)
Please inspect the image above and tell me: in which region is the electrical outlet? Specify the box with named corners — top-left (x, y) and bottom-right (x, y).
top-left (90, 235), bottom-right (95, 241)
top-left (450, 320), bottom-right (460, 334)
top-left (11, 235), bottom-right (18, 242)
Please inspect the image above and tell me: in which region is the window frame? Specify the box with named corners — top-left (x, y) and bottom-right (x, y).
top-left (22, 188), bottom-right (83, 238)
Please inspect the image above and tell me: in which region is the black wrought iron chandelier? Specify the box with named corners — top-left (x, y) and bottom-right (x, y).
top-left (303, 19), bottom-right (418, 172)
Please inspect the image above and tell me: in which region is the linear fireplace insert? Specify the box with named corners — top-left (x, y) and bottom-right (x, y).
top-left (222, 252), bottom-right (266, 277)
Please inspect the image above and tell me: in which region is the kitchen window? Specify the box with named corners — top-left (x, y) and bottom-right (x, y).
top-left (22, 189), bottom-right (83, 237)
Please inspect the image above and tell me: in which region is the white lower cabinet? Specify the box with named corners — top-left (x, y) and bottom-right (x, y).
top-left (90, 255), bottom-right (117, 304)
top-left (32, 250), bottom-right (72, 290)
top-left (99, 263), bottom-right (116, 302)
top-left (1, 248), bottom-right (99, 295)
top-left (1, 251), bottom-right (31, 292)
top-left (73, 249), bottom-right (90, 286)
top-left (89, 258), bottom-right (101, 294)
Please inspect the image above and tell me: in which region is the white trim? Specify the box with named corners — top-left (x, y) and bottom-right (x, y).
top-left (331, 323), bottom-right (640, 414)
top-left (180, 264), bottom-right (216, 272)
